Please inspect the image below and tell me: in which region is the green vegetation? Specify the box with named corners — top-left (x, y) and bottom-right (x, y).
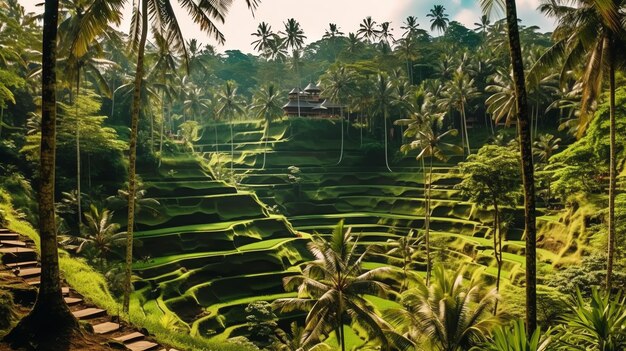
top-left (1, 0), bottom-right (625, 349)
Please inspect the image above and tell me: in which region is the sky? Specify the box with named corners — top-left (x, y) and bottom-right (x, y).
top-left (20, 0), bottom-right (556, 54)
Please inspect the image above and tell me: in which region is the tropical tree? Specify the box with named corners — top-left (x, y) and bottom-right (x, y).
top-left (457, 144), bottom-right (521, 310)
top-left (281, 18), bottom-right (306, 117)
top-left (250, 83), bottom-right (284, 169)
top-left (371, 229), bottom-right (423, 292)
top-left (427, 5), bottom-right (450, 34)
top-left (474, 15), bottom-right (491, 35)
top-left (440, 69), bottom-right (479, 155)
top-left (398, 95), bottom-right (461, 283)
top-left (76, 205), bottom-right (125, 260)
top-left (5, 0), bottom-right (79, 343)
top-left (385, 265), bottom-right (500, 351)
top-left (535, 0), bottom-right (626, 292)
top-left (273, 220), bottom-right (413, 351)
top-left (322, 23), bottom-right (343, 60)
top-left (371, 73), bottom-right (395, 172)
top-left (320, 65), bottom-right (354, 165)
top-left (357, 16), bottom-right (379, 43)
top-left (123, 0), bottom-right (259, 314)
top-left (401, 16), bottom-right (420, 38)
top-left (251, 21), bottom-right (277, 57)
top-left (480, 0), bottom-right (538, 333)
top-left (216, 80), bottom-right (246, 176)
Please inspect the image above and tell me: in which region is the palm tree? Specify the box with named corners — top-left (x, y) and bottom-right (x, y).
top-left (251, 21), bottom-right (276, 57)
top-left (401, 16), bottom-right (420, 38)
top-left (398, 95), bottom-right (461, 284)
top-left (250, 83), bottom-right (284, 169)
top-left (375, 229), bottom-right (423, 292)
top-left (357, 16), bottom-right (379, 43)
top-left (273, 220), bottom-right (412, 351)
top-left (5, 0), bottom-right (79, 342)
top-left (474, 15), bottom-right (491, 35)
top-left (441, 69), bottom-right (480, 156)
top-left (371, 73), bottom-right (395, 173)
top-left (281, 18), bottom-right (306, 117)
top-left (345, 32), bottom-right (363, 56)
top-left (321, 65), bottom-right (354, 165)
top-left (394, 37), bottom-right (419, 85)
top-left (480, 0), bottom-right (538, 333)
top-left (427, 5), bottom-right (450, 34)
top-left (385, 265), bottom-right (500, 351)
top-left (216, 81), bottom-right (245, 176)
top-left (77, 205), bottom-right (125, 260)
top-left (322, 23), bottom-right (344, 60)
top-left (535, 0), bottom-right (626, 292)
top-left (378, 21), bottom-right (395, 51)
top-left (123, 0), bottom-right (259, 313)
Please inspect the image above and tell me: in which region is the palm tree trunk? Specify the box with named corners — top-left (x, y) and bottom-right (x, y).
top-left (383, 109), bottom-right (392, 172)
top-left (158, 93), bottom-right (165, 168)
top-left (75, 73), bottom-right (82, 233)
top-left (493, 199), bottom-right (501, 314)
top-left (230, 116), bottom-right (235, 177)
top-left (505, 0), bottom-right (537, 334)
top-left (124, 0), bottom-right (149, 315)
top-left (606, 53), bottom-right (616, 292)
top-left (426, 156), bottom-right (433, 285)
top-left (337, 106), bottom-right (344, 165)
top-left (262, 121), bottom-right (269, 169)
top-left (461, 103), bottom-right (471, 155)
top-left (5, 0), bottom-right (78, 342)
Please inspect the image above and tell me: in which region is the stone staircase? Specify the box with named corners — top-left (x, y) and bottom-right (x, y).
top-left (0, 228), bottom-right (178, 351)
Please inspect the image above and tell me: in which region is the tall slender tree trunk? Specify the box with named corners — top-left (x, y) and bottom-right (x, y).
top-left (337, 106), bottom-right (344, 165)
top-left (493, 199), bottom-right (502, 314)
top-left (505, 0), bottom-right (537, 334)
top-left (461, 103), bottom-right (471, 155)
top-left (262, 121), bottom-right (269, 169)
top-left (158, 93), bottom-right (165, 168)
top-left (425, 156), bottom-right (433, 285)
top-left (383, 109), bottom-right (392, 172)
top-left (5, 0), bottom-right (78, 343)
top-left (606, 51), bottom-right (616, 292)
top-left (230, 116), bottom-right (235, 177)
top-left (124, 0), bottom-right (149, 314)
top-left (75, 73), bottom-right (82, 232)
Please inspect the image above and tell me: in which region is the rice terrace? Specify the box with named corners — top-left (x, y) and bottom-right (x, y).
top-left (0, 0), bottom-right (625, 350)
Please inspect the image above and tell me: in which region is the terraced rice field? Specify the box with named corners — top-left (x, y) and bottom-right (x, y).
top-left (131, 118), bottom-right (557, 345)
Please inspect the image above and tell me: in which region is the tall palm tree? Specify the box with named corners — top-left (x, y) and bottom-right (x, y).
top-left (123, 0), bottom-right (259, 313)
top-left (480, 0), bottom-right (537, 333)
top-left (440, 69), bottom-right (480, 156)
top-left (321, 65), bottom-right (354, 165)
top-left (281, 18), bottom-right (306, 117)
top-left (250, 83), bottom-right (283, 169)
top-left (401, 16), bottom-right (420, 38)
top-left (251, 21), bottom-right (276, 57)
top-left (385, 265), bottom-right (500, 351)
top-left (535, 0), bottom-right (626, 292)
top-left (273, 220), bottom-right (412, 351)
top-left (378, 21), bottom-right (395, 51)
top-left (345, 32), bottom-right (363, 56)
top-left (5, 0), bottom-right (79, 342)
top-left (322, 23), bottom-right (343, 61)
top-left (371, 73), bottom-right (395, 173)
top-left (357, 16), bottom-right (379, 43)
top-left (399, 97), bottom-right (461, 284)
top-left (427, 5), bottom-right (450, 34)
top-left (216, 81), bottom-right (245, 176)
top-left (474, 15), bottom-right (491, 35)
top-left (394, 36), bottom-right (419, 85)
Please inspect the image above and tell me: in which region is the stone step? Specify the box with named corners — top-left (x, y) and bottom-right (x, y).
top-left (16, 267), bottom-right (41, 278)
top-left (62, 287), bottom-right (70, 296)
top-left (114, 332), bottom-right (145, 343)
top-left (126, 341), bottom-right (159, 351)
top-left (6, 261), bottom-right (39, 269)
top-left (0, 247), bottom-right (37, 263)
top-left (92, 322), bottom-right (120, 334)
top-left (0, 228), bottom-right (11, 233)
top-left (0, 233), bottom-right (19, 240)
top-left (25, 279), bottom-right (40, 286)
top-left (64, 297), bottom-right (83, 305)
top-left (0, 240), bottom-right (27, 247)
top-left (72, 308), bottom-right (105, 320)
